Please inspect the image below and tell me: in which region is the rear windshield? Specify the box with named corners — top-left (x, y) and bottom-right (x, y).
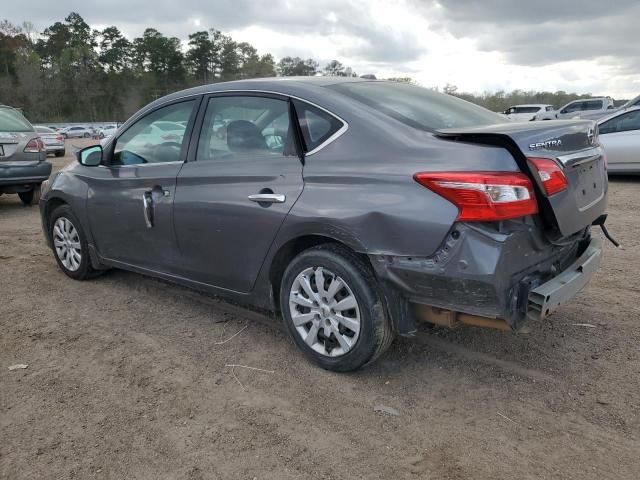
top-left (329, 82), bottom-right (505, 131)
top-left (0, 107), bottom-right (33, 132)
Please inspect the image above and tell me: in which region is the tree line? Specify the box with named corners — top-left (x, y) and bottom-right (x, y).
top-left (0, 13), bottom-right (621, 122)
top-left (0, 13), bottom-right (360, 122)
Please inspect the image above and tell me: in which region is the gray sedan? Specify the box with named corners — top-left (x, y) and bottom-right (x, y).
top-left (598, 106), bottom-right (640, 174)
top-left (39, 78), bottom-right (609, 371)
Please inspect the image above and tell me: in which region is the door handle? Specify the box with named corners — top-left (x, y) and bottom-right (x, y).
top-left (248, 193), bottom-right (286, 204)
top-left (142, 191), bottom-right (154, 228)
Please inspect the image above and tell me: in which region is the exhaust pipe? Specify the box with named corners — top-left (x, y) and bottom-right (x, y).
top-left (413, 304), bottom-right (510, 331)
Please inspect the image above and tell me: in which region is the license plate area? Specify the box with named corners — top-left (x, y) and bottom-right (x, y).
top-left (572, 158), bottom-right (604, 210)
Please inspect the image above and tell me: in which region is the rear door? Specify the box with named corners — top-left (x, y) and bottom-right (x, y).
top-left (173, 93), bottom-right (303, 292)
top-left (85, 98), bottom-right (199, 272)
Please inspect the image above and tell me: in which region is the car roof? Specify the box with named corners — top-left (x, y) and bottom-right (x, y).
top-left (128, 77), bottom-right (386, 127)
top-left (597, 105), bottom-right (640, 124)
top-left (510, 104), bottom-right (552, 108)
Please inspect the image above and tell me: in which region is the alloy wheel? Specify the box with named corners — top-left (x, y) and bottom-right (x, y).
top-left (53, 217), bottom-right (82, 271)
top-left (289, 266), bottom-right (361, 357)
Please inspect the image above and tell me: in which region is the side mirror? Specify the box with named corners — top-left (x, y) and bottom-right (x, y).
top-left (78, 145), bottom-right (103, 166)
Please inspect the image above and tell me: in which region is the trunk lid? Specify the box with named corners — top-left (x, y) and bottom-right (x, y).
top-left (436, 120), bottom-right (607, 238)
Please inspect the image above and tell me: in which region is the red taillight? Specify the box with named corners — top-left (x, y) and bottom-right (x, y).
top-left (23, 137), bottom-right (44, 153)
top-left (56, 135), bottom-right (64, 142)
top-left (528, 157), bottom-right (568, 196)
top-left (414, 172), bottom-right (538, 222)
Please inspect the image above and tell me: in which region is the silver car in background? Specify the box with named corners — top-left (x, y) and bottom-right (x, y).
top-left (0, 105), bottom-right (51, 204)
top-left (60, 125), bottom-right (93, 139)
top-left (35, 125), bottom-right (66, 157)
top-left (598, 106), bottom-right (640, 174)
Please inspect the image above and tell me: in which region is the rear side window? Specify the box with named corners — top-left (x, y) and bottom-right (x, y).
top-left (196, 95), bottom-right (294, 162)
top-left (330, 81), bottom-right (504, 131)
top-left (293, 100), bottom-right (344, 152)
top-left (584, 100), bottom-right (603, 110)
top-left (0, 107), bottom-right (33, 132)
top-left (512, 107), bottom-right (540, 114)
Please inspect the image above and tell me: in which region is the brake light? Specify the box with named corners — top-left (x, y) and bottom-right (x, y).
top-left (23, 137), bottom-right (44, 153)
top-left (56, 135), bottom-right (64, 142)
top-left (414, 172), bottom-right (538, 222)
top-left (528, 157), bottom-right (568, 196)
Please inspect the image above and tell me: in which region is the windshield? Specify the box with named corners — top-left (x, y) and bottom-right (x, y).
top-left (329, 81), bottom-right (505, 131)
top-left (0, 107), bottom-right (33, 132)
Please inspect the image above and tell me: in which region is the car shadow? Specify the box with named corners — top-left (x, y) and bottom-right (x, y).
top-left (91, 267), bottom-right (577, 390)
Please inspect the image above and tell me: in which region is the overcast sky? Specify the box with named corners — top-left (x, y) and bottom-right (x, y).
top-left (4, 0), bottom-right (640, 98)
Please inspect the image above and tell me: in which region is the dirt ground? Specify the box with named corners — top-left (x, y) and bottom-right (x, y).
top-left (1, 142), bottom-right (639, 479)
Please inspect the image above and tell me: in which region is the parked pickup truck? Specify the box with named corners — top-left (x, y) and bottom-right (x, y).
top-left (534, 97), bottom-right (615, 121)
top-left (0, 105), bottom-right (52, 205)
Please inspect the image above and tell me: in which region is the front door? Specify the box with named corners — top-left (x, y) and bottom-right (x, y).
top-left (174, 94), bottom-right (304, 292)
top-left (86, 98), bottom-right (199, 273)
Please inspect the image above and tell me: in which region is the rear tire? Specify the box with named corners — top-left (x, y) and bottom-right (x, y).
top-left (48, 205), bottom-right (101, 280)
top-left (279, 244), bottom-right (394, 372)
top-left (55, 150), bottom-right (65, 157)
top-left (18, 184), bottom-right (41, 206)
top-left (83, 132), bottom-right (90, 138)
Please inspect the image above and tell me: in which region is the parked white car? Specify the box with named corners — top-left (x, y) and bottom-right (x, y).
top-left (534, 97), bottom-right (615, 121)
top-left (98, 124), bottom-right (118, 139)
top-left (502, 104), bottom-right (554, 122)
top-left (598, 106), bottom-right (640, 174)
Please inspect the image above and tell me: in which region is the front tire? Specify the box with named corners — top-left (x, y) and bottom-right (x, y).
top-left (48, 205), bottom-right (100, 280)
top-left (279, 244), bottom-right (394, 372)
top-left (18, 184), bottom-right (41, 205)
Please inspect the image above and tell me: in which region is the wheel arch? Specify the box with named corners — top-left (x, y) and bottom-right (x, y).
top-left (267, 233), bottom-right (374, 314)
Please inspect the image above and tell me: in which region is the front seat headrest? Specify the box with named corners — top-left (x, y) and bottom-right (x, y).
top-left (226, 120), bottom-right (267, 152)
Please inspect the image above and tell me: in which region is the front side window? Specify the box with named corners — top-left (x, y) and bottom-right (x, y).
top-left (196, 96), bottom-right (294, 162)
top-left (600, 110), bottom-right (640, 134)
top-left (563, 102), bottom-right (581, 113)
top-left (113, 100), bottom-right (195, 166)
top-left (294, 100), bottom-right (344, 152)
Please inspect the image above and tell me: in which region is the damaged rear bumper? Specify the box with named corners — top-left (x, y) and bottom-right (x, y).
top-left (369, 221), bottom-right (601, 334)
top-left (527, 237), bottom-right (602, 321)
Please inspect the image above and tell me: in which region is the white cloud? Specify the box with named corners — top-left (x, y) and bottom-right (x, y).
top-left (3, 0), bottom-right (639, 97)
